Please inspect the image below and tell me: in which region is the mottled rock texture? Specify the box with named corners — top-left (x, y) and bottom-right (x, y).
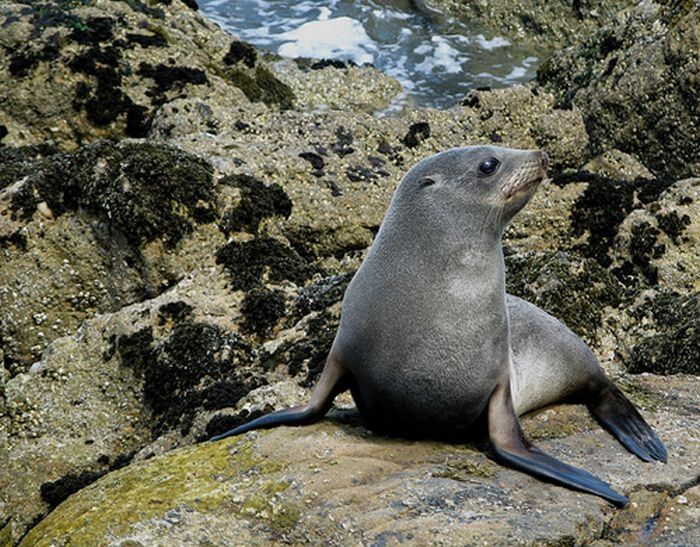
top-left (0, 0), bottom-right (698, 544)
top-left (538, 1), bottom-right (700, 180)
top-left (18, 374), bottom-right (700, 546)
top-left (425, 0), bottom-right (637, 45)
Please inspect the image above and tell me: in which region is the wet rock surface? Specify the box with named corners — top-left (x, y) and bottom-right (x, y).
top-left (0, 0), bottom-right (698, 544)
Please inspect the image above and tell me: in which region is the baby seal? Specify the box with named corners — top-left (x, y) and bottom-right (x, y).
top-left (212, 146), bottom-right (667, 505)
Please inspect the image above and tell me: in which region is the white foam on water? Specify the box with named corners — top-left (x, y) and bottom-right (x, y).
top-left (199, 0), bottom-right (542, 108)
top-left (504, 57), bottom-right (538, 81)
top-left (504, 66), bottom-right (527, 80)
top-left (475, 34), bottom-right (511, 50)
top-left (278, 16), bottom-right (377, 65)
top-left (413, 44), bottom-right (431, 55)
top-left (386, 54), bottom-right (414, 90)
top-left (204, 0), bottom-right (231, 7)
top-left (414, 36), bottom-right (466, 75)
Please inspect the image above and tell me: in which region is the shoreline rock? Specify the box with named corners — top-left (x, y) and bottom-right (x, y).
top-left (0, 0), bottom-right (698, 544)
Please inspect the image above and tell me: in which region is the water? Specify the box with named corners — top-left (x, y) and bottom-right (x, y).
top-left (199, 0), bottom-right (545, 109)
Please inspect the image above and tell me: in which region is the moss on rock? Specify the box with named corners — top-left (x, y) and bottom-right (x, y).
top-left (553, 171), bottom-right (674, 277)
top-left (216, 238), bottom-right (314, 291)
top-left (626, 291), bottom-right (700, 375)
top-left (20, 439), bottom-right (288, 546)
top-left (241, 288), bottom-right (287, 337)
top-left (506, 251), bottom-right (624, 344)
top-left (0, 144), bottom-right (60, 190)
top-left (116, 319), bottom-right (261, 436)
top-left (432, 459), bottom-right (497, 481)
top-left (538, 2), bottom-right (700, 179)
top-left (225, 65), bottom-right (295, 110)
top-left (220, 174), bottom-right (292, 234)
top-left (10, 140), bottom-right (217, 247)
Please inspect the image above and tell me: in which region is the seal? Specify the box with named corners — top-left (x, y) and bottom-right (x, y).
top-left (212, 146), bottom-right (667, 505)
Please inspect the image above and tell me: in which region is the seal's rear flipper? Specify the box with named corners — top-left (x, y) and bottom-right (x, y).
top-left (210, 353), bottom-right (349, 442)
top-left (488, 382), bottom-right (629, 506)
top-left (587, 382), bottom-right (668, 463)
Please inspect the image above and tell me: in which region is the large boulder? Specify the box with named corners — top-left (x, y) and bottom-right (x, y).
top-left (538, 1), bottom-right (700, 180)
top-left (17, 373), bottom-right (700, 546)
top-left (0, 0), bottom-right (284, 148)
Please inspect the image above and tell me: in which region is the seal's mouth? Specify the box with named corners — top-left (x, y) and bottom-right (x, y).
top-left (504, 174), bottom-right (544, 200)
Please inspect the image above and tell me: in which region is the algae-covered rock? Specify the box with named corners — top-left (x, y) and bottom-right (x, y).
top-left (0, 140), bottom-right (224, 371)
top-left (538, 1), bottom-right (700, 180)
top-left (625, 290), bottom-right (700, 376)
top-left (505, 251), bottom-right (625, 346)
top-left (611, 179), bottom-right (700, 292)
top-left (0, 0), bottom-right (256, 148)
top-left (0, 266), bottom-right (268, 542)
top-left (18, 372), bottom-right (700, 546)
top-left (2, 0), bottom-right (699, 544)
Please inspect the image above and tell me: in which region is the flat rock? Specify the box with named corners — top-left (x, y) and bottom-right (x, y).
top-left (18, 374), bottom-right (699, 546)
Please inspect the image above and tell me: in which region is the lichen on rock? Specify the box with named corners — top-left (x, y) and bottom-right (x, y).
top-left (1, 0), bottom-right (699, 544)
top-left (538, 1), bottom-right (700, 179)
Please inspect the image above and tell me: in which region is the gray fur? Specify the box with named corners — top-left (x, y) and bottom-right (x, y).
top-left (336, 146), bottom-right (545, 434)
top-left (212, 146), bottom-right (666, 505)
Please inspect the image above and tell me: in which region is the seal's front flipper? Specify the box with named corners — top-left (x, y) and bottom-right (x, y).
top-left (587, 382), bottom-right (668, 463)
top-left (488, 382), bottom-right (629, 506)
top-left (210, 352), bottom-right (349, 442)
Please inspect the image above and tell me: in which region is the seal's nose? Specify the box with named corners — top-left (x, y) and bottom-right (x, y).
top-left (540, 151), bottom-right (549, 171)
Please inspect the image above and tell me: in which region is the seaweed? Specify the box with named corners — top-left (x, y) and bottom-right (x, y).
top-left (223, 40), bottom-right (257, 68)
top-left (402, 122), bottom-right (431, 148)
top-left (216, 238), bottom-right (313, 291)
top-left (241, 287), bottom-right (286, 336)
top-left (9, 141), bottom-right (217, 248)
top-left (220, 174), bottom-right (292, 234)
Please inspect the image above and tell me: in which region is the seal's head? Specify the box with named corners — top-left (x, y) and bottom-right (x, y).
top-left (392, 146), bottom-right (548, 239)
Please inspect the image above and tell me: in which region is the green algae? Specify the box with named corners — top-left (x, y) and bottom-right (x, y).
top-left (432, 458), bottom-right (497, 481)
top-left (240, 480), bottom-right (302, 533)
top-left (225, 65), bottom-right (295, 110)
top-left (20, 439), bottom-right (287, 546)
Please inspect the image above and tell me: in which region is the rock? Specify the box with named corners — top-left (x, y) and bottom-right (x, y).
top-left (0, 266), bottom-right (266, 542)
top-left (645, 485), bottom-right (700, 545)
top-left (424, 0), bottom-right (636, 45)
top-left (17, 374), bottom-right (699, 546)
top-left (0, 0), bottom-right (279, 148)
top-left (0, 140), bottom-right (226, 371)
top-left (623, 290), bottom-right (700, 376)
top-left (611, 179), bottom-right (700, 292)
top-left (1, 0), bottom-right (698, 543)
top-left (505, 251), bottom-right (625, 347)
top-left (584, 149), bottom-right (655, 181)
top-left (538, 1), bottom-right (700, 179)
top-left (503, 178), bottom-right (587, 253)
top-left (274, 58), bottom-right (402, 114)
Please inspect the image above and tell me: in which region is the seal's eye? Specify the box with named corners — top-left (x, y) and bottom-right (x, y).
top-left (419, 177), bottom-right (436, 187)
top-left (479, 157), bottom-right (500, 175)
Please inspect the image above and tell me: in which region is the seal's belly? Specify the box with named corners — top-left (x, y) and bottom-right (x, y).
top-left (349, 364), bottom-right (492, 436)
